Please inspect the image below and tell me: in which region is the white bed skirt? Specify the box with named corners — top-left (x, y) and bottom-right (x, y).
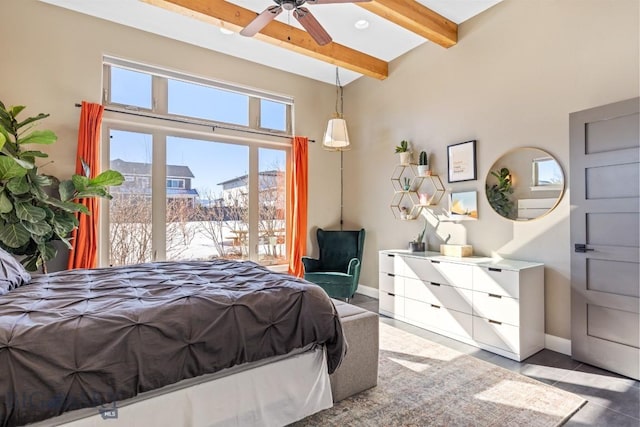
top-left (31, 347), bottom-right (332, 427)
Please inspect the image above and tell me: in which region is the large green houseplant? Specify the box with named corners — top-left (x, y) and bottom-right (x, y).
top-left (0, 101), bottom-right (124, 272)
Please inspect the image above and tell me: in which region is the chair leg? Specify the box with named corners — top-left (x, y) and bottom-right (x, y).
top-left (345, 297), bottom-right (350, 303)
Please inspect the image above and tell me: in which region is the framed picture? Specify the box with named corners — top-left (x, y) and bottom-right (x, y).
top-left (449, 191), bottom-right (478, 220)
top-left (447, 140), bottom-right (477, 183)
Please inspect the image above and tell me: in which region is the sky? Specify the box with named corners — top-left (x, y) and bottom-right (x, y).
top-left (108, 67), bottom-right (286, 195)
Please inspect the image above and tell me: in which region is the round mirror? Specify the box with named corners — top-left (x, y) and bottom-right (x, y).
top-left (485, 148), bottom-right (564, 221)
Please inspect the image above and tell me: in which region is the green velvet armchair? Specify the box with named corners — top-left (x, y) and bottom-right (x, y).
top-left (302, 228), bottom-right (365, 301)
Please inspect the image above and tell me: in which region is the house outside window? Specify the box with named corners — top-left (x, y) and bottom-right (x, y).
top-left (101, 57), bottom-right (292, 268)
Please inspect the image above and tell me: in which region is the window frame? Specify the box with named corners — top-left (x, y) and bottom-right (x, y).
top-left (99, 58), bottom-right (293, 267)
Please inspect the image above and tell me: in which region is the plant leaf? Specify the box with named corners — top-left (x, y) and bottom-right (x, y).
top-left (14, 201), bottom-right (47, 223)
top-left (18, 130), bottom-right (57, 145)
top-left (0, 132), bottom-right (5, 152)
top-left (0, 222), bottom-right (31, 248)
top-left (22, 221), bottom-right (52, 237)
top-left (42, 196), bottom-right (90, 214)
top-left (72, 174), bottom-right (89, 192)
top-left (16, 113), bottom-right (49, 130)
top-left (0, 192), bottom-right (13, 214)
top-left (52, 214), bottom-right (78, 237)
top-left (0, 156), bottom-right (28, 180)
top-left (58, 180), bottom-right (76, 202)
top-left (89, 170), bottom-right (125, 187)
top-left (21, 254), bottom-right (39, 272)
top-left (6, 176), bottom-right (30, 195)
top-left (9, 106), bottom-right (25, 117)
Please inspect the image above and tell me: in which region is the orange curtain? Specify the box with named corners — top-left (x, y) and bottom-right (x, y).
top-left (287, 136), bottom-right (309, 277)
top-left (67, 102), bottom-right (104, 270)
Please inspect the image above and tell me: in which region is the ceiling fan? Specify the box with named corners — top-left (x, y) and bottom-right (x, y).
top-left (240, 0), bottom-right (371, 46)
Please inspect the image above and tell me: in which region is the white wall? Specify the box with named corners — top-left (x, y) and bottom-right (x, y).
top-left (343, 0), bottom-right (639, 339)
top-left (1, 0), bottom-right (342, 268)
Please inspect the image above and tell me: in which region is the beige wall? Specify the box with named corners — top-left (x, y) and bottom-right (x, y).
top-left (343, 0), bottom-right (639, 339)
top-left (1, 0), bottom-right (341, 266)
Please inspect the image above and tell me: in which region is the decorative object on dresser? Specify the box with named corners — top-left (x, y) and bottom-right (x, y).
top-left (408, 220), bottom-right (427, 252)
top-left (440, 244), bottom-right (473, 257)
top-left (378, 250), bottom-right (544, 361)
top-left (394, 139), bottom-right (411, 165)
top-left (447, 139), bottom-right (477, 183)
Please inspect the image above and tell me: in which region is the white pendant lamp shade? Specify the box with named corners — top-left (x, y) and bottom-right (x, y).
top-left (323, 117), bottom-right (350, 150)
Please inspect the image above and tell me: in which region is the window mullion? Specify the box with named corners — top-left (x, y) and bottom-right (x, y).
top-left (248, 145), bottom-right (259, 262)
top-left (249, 97), bottom-right (260, 130)
top-left (152, 131), bottom-right (167, 261)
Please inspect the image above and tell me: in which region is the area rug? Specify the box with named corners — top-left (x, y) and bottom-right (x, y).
top-left (294, 322), bottom-right (586, 426)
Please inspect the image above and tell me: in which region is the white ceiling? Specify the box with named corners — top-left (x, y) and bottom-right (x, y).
top-left (39, 0), bottom-right (503, 85)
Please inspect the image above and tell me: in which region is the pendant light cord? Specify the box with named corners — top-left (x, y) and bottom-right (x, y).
top-left (335, 67), bottom-right (344, 118)
top-left (340, 150), bottom-right (344, 230)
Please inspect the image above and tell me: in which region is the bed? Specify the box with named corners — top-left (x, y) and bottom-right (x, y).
top-left (0, 258), bottom-right (346, 427)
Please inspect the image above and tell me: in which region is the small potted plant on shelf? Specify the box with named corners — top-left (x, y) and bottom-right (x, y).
top-left (408, 220), bottom-right (427, 252)
top-left (395, 140), bottom-right (412, 165)
top-left (417, 151), bottom-right (430, 176)
top-left (402, 177), bottom-right (411, 191)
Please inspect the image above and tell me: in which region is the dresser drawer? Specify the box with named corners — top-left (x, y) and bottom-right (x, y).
top-left (404, 278), bottom-right (472, 314)
top-left (405, 298), bottom-right (472, 340)
top-left (472, 291), bottom-right (520, 326)
top-left (473, 266), bottom-right (520, 298)
top-left (379, 272), bottom-right (404, 296)
top-left (379, 252), bottom-right (399, 274)
top-left (402, 256), bottom-right (473, 290)
top-left (473, 316), bottom-right (520, 354)
top-left (379, 291), bottom-right (404, 317)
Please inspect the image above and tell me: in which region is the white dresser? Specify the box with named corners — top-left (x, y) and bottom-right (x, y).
top-left (379, 250), bottom-right (544, 361)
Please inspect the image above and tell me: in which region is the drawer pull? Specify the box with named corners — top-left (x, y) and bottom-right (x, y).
top-left (387, 254), bottom-right (395, 258)
top-left (430, 260), bottom-right (441, 264)
top-left (488, 293), bottom-right (502, 299)
top-left (488, 267), bottom-right (502, 272)
top-left (387, 273), bottom-right (395, 277)
top-left (430, 282), bottom-right (441, 287)
top-left (488, 319), bottom-right (502, 325)
top-left (430, 304), bottom-right (441, 309)
top-left (387, 292), bottom-right (395, 297)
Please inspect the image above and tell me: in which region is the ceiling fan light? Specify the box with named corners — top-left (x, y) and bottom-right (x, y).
top-left (323, 117), bottom-right (350, 150)
top-left (219, 27), bottom-right (234, 35)
top-left (354, 19), bottom-right (369, 30)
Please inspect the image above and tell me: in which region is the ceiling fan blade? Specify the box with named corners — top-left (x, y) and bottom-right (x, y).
top-left (240, 5), bottom-right (282, 37)
top-left (293, 7), bottom-right (332, 46)
top-left (307, 0), bottom-right (371, 4)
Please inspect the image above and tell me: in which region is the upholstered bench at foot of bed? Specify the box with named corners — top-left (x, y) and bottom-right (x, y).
top-left (330, 300), bottom-right (379, 402)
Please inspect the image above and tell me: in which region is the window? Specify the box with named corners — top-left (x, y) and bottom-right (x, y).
top-left (102, 58), bottom-right (292, 268)
top-left (166, 179), bottom-right (185, 189)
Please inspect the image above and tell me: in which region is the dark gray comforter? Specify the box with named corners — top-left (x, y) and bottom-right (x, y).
top-left (0, 260), bottom-right (346, 426)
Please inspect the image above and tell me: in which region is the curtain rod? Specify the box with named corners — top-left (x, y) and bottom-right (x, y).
top-left (74, 103), bottom-right (314, 142)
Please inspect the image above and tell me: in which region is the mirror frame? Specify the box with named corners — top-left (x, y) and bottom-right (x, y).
top-left (485, 147), bottom-right (565, 221)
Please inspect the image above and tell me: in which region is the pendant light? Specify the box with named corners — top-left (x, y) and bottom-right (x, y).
top-left (323, 67), bottom-right (350, 151)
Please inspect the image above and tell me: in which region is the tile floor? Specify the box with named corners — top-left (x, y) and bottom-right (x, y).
top-left (349, 293), bottom-right (640, 426)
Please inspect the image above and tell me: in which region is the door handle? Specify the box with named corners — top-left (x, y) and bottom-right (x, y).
top-left (574, 243), bottom-right (594, 253)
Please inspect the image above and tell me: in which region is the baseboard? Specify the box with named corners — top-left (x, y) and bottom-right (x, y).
top-left (545, 334), bottom-right (571, 356)
top-left (356, 284), bottom-right (378, 299)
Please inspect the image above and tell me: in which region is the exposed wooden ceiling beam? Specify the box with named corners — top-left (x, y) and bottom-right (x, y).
top-left (142, 0), bottom-right (389, 80)
top-left (358, 0), bottom-right (458, 48)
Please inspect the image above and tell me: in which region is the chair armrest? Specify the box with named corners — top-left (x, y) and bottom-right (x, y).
top-left (302, 256), bottom-right (322, 273)
top-left (346, 258), bottom-right (360, 276)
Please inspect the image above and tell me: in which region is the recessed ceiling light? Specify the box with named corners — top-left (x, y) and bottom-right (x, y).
top-left (219, 27), bottom-right (234, 35)
top-left (354, 19), bottom-right (369, 30)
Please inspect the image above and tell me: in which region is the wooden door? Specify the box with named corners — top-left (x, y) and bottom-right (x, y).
top-left (570, 97), bottom-right (640, 380)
